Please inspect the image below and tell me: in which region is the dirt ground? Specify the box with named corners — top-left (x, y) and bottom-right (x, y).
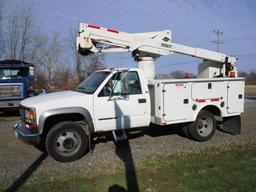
top-left (0, 99), bottom-right (256, 189)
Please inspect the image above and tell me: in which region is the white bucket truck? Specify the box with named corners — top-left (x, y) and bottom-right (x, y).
top-left (14, 23), bottom-right (244, 162)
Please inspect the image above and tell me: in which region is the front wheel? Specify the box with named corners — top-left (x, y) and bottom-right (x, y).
top-left (187, 110), bottom-right (216, 141)
top-left (45, 121), bottom-right (89, 162)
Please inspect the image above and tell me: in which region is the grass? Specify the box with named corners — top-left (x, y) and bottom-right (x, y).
top-left (245, 85), bottom-right (256, 94)
top-left (142, 141), bottom-right (256, 192)
top-left (1, 139), bottom-right (256, 192)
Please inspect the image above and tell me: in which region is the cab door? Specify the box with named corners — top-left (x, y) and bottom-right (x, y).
top-left (94, 71), bottom-right (149, 132)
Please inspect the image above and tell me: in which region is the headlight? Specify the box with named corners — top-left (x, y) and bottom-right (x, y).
top-left (23, 107), bottom-right (38, 129)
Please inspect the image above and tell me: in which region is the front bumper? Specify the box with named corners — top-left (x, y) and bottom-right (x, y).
top-left (0, 100), bottom-right (21, 109)
top-left (14, 121), bottom-right (41, 145)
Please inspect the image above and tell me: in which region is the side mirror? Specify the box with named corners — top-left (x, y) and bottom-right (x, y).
top-left (107, 71), bottom-right (129, 100)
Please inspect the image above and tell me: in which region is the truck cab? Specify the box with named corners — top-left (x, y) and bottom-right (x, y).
top-left (0, 60), bottom-right (36, 111)
top-left (84, 68), bottom-right (150, 132)
top-left (15, 68), bottom-right (151, 162)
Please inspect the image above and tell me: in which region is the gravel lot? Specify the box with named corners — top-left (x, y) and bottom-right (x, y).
top-left (0, 99), bottom-right (256, 188)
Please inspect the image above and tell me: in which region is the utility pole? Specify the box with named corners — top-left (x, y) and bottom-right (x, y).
top-left (213, 30), bottom-right (223, 52)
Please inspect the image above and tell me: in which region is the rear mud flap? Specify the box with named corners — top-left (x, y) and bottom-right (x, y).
top-left (220, 116), bottom-right (241, 135)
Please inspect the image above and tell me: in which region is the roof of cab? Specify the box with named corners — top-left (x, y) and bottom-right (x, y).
top-left (0, 59), bottom-right (34, 67)
top-left (99, 68), bottom-right (138, 72)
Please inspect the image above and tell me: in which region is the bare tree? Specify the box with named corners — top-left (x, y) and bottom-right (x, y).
top-left (67, 28), bottom-right (84, 82)
top-left (0, 0), bottom-right (5, 59)
top-left (67, 27), bottom-right (106, 82)
top-left (84, 54), bottom-right (105, 77)
top-left (37, 33), bottom-right (62, 89)
top-left (8, 12), bottom-right (19, 59)
top-left (30, 35), bottom-right (45, 64)
top-left (19, 7), bottom-right (34, 61)
top-left (7, 6), bottom-right (34, 61)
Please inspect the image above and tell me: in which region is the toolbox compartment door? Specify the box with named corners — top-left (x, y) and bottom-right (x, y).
top-left (163, 83), bottom-right (191, 122)
top-left (227, 81), bottom-right (244, 114)
top-left (191, 81), bottom-right (226, 101)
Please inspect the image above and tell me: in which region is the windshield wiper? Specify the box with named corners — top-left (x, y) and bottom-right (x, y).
top-left (74, 87), bottom-right (91, 94)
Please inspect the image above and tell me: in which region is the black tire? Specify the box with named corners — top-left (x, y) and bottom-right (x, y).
top-left (45, 121), bottom-right (89, 162)
top-left (182, 124), bottom-right (191, 138)
top-left (188, 110), bottom-right (216, 142)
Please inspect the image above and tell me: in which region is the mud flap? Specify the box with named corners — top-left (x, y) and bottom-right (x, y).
top-left (221, 115), bottom-right (241, 135)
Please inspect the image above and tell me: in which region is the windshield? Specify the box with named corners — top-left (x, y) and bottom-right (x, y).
top-left (74, 71), bottom-right (110, 94)
top-left (0, 67), bottom-right (29, 79)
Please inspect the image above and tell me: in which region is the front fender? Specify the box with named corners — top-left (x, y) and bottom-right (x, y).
top-left (39, 107), bottom-right (94, 134)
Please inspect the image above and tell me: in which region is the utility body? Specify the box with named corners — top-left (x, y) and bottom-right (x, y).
top-left (14, 24), bottom-right (244, 162)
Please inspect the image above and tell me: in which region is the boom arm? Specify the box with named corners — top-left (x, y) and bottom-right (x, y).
top-left (77, 23), bottom-right (237, 80)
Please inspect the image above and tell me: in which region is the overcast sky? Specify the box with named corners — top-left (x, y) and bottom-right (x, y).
top-left (5, 0), bottom-right (256, 73)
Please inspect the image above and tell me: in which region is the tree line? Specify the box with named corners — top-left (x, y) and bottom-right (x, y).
top-left (0, 2), bottom-right (105, 91)
top-left (238, 71), bottom-right (256, 85)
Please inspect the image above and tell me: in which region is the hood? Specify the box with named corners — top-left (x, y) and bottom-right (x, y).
top-left (20, 91), bottom-right (93, 118)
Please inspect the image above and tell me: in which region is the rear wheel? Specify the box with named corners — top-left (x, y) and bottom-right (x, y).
top-left (46, 121), bottom-right (89, 162)
top-left (188, 110), bottom-right (216, 141)
top-left (182, 124), bottom-right (191, 138)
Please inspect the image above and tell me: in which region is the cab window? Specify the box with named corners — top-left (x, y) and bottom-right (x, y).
top-left (98, 71), bottom-right (142, 97)
top-left (0, 67), bottom-right (29, 79)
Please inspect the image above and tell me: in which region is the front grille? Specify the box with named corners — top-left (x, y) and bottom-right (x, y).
top-left (0, 83), bottom-right (23, 99)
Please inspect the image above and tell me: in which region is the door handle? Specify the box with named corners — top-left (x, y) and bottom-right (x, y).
top-left (138, 98), bottom-right (146, 103)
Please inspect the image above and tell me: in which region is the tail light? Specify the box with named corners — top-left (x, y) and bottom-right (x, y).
top-left (229, 71), bottom-right (236, 77)
top-left (184, 72), bottom-right (190, 78)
